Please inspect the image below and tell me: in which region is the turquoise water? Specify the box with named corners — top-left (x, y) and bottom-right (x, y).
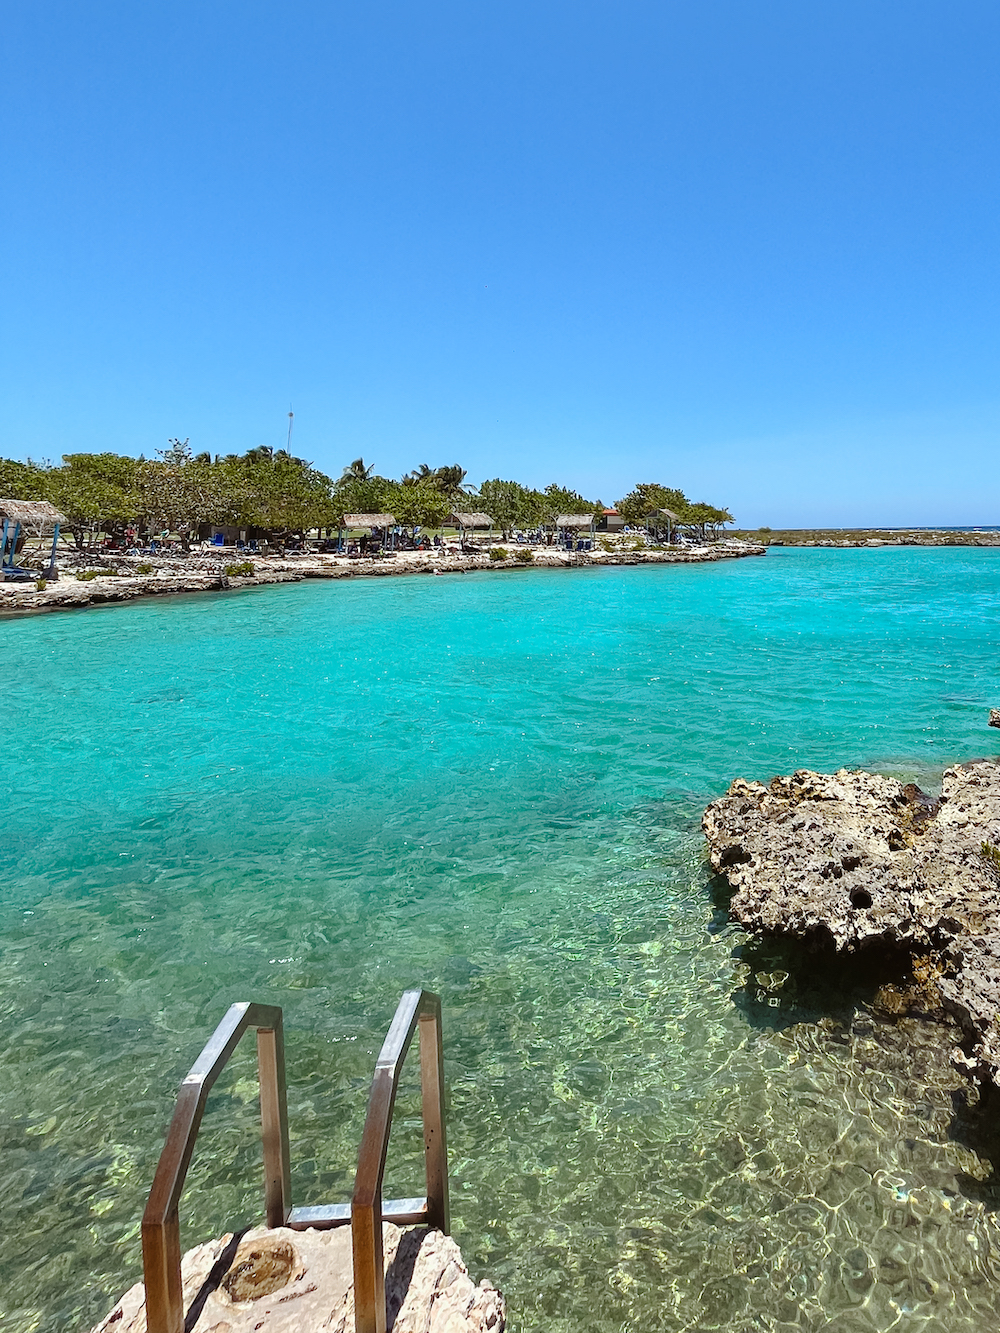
top-left (3, 547), bottom-right (1000, 1332)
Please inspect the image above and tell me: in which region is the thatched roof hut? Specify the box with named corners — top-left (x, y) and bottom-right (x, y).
top-left (646, 508), bottom-right (681, 523)
top-left (554, 513), bottom-right (597, 529)
top-left (1, 498), bottom-right (67, 577)
top-left (448, 512), bottom-right (494, 529)
top-left (342, 513), bottom-right (396, 528)
top-left (645, 508), bottom-right (682, 540)
top-left (0, 499), bottom-right (67, 531)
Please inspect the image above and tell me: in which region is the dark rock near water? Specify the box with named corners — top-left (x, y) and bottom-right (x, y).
top-left (703, 761), bottom-right (1000, 1086)
top-left (990, 708), bottom-right (1000, 728)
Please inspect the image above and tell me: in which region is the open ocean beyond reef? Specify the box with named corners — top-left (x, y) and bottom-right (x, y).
top-left (4, 546), bottom-right (1000, 1333)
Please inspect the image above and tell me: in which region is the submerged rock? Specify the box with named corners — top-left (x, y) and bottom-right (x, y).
top-left (89, 1223), bottom-right (504, 1333)
top-left (702, 761), bottom-right (1000, 1085)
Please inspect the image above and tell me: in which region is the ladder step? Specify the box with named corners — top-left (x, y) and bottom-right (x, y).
top-left (286, 1197), bottom-right (429, 1230)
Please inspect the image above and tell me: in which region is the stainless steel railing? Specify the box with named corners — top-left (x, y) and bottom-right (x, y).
top-left (140, 990), bottom-right (448, 1333)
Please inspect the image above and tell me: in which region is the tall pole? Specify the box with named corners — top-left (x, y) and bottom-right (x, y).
top-left (286, 408), bottom-right (294, 454)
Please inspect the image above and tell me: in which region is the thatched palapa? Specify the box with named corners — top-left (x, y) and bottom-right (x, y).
top-left (554, 513), bottom-right (597, 528)
top-left (646, 507), bottom-right (682, 523)
top-left (448, 512), bottom-right (493, 529)
top-left (342, 513), bottom-right (396, 528)
top-left (0, 499), bottom-right (68, 532)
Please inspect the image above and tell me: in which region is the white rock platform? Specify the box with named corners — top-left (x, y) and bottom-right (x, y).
top-left (89, 1223), bottom-right (504, 1333)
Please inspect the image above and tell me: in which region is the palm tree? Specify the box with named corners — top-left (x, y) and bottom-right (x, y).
top-left (401, 464), bottom-right (469, 497)
top-left (402, 463), bottom-right (434, 486)
top-left (433, 464), bottom-right (469, 498)
top-left (243, 446), bottom-right (274, 465)
top-left (339, 457), bottom-right (375, 483)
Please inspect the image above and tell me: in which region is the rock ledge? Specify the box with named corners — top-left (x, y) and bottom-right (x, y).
top-left (702, 760), bottom-right (1000, 1084)
top-left (89, 1223), bottom-right (504, 1333)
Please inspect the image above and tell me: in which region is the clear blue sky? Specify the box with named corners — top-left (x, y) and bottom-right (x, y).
top-left (2, 1), bottom-right (998, 526)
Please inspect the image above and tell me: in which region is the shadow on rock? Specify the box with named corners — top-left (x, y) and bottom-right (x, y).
top-left (729, 929), bottom-right (918, 1034)
top-left (948, 1082), bottom-right (1000, 1209)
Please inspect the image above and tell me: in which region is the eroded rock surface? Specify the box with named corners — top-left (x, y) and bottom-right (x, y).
top-left (90, 1223), bottom-right (504, 1333)
top-left (702, 761), bottom-right (1000, 1084)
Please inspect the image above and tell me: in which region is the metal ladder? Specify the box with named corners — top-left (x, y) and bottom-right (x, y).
top-left (141, 989), bottom-right (449, 1333)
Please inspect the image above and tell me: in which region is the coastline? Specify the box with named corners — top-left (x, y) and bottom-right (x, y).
top-left (732, 528), bottom-right (1000, 547)
top-left (0, 539), bottom-right (765, 617)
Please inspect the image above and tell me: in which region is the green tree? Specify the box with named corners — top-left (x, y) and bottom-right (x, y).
top-left (0, 457), bottom-right (51, 501)
top-left (330, 473), bottom-right (392, 527)
top-left (158, 437), bottom-right (193, 466)
top-left (475, 479), bottom-right (544, 538)
top-left (239, 460), bottom-right (336, 537)
top-left (402, 463), bottom-right (470, 499)
top-left (47, 453), bottom-right (141, 548)
top-left (241, 446), bottom-right (309, 468)
top-left (135, 459), bottom-right (234, 550)
top-left (615, 483), bottom-right (690, 526)
top-left (338, 457), bottom-right (376, 483)
top-left (434, 464), bottom-right (469, 497)
top-left (682, 502), bottom-right (734, 541)
top-left (538, 483), bottom-right (603, 524)
top-left (389, 479), bottom-right (451, 530)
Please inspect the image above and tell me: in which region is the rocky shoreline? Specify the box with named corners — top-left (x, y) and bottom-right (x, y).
top-left (0, 539), bottom-right (765, 617)
top-left (733, 530), bottom-right (1000, 548)
top-left (703, 756), bottom-right (1000, 1088)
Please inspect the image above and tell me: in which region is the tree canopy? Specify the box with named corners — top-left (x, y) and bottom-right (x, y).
top-left (615, 482), bottom-right (733, 538)
top-left (615, 483), bottom-right (690, 525)
top-left (0, 446), bottom-right (733, 545)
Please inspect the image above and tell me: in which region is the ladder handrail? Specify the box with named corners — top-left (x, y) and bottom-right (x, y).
top-left (351, 989), bottom-right (450, 1333)
top-left (139, 990), bottom-right (448, 1333)
top-left (141, 1002), bottom-right (291, 1333)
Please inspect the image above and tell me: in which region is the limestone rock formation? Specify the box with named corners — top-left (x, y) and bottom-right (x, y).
top-left (702, 760), bottom-right (1000, 1084)
top-left (989, 708), bottom-right (1000, 729)
top-left (89, 1223), bottom-right (504, 1333)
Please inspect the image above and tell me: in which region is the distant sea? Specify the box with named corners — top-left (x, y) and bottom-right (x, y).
top-left (835, 526), bottom-right (1000, 532)
top-left (3, 547), bottom-right (1000, 1332)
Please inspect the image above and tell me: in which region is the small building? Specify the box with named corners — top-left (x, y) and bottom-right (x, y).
top-left (0, 499), bottom-right (67, 580)
top-left (597, 509), bottom-right (625, 532)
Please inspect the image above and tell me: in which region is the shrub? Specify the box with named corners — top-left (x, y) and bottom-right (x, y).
top-left (489, 548), bottom-right (508, 562)
top-left (137, 562), bottom-right (154, 574)
top-left (75, 569), bottom-right (114, 581)
top-left (224, 560), bottom-right (255, 577)
top-left (35, 577), bottom-right (47, 591)
top-left (514, 548), bottom-right (534, 563)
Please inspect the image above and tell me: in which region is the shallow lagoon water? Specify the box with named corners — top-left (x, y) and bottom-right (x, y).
top-left (2, 547), bottom-right (1000, 1331)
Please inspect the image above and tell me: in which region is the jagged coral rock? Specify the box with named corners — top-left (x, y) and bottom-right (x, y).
top-left (703, 760), bottom-right (1000, 1083)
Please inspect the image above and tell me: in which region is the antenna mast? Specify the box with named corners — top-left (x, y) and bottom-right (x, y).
top-left (287, 407), bottom-right (294, 454)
